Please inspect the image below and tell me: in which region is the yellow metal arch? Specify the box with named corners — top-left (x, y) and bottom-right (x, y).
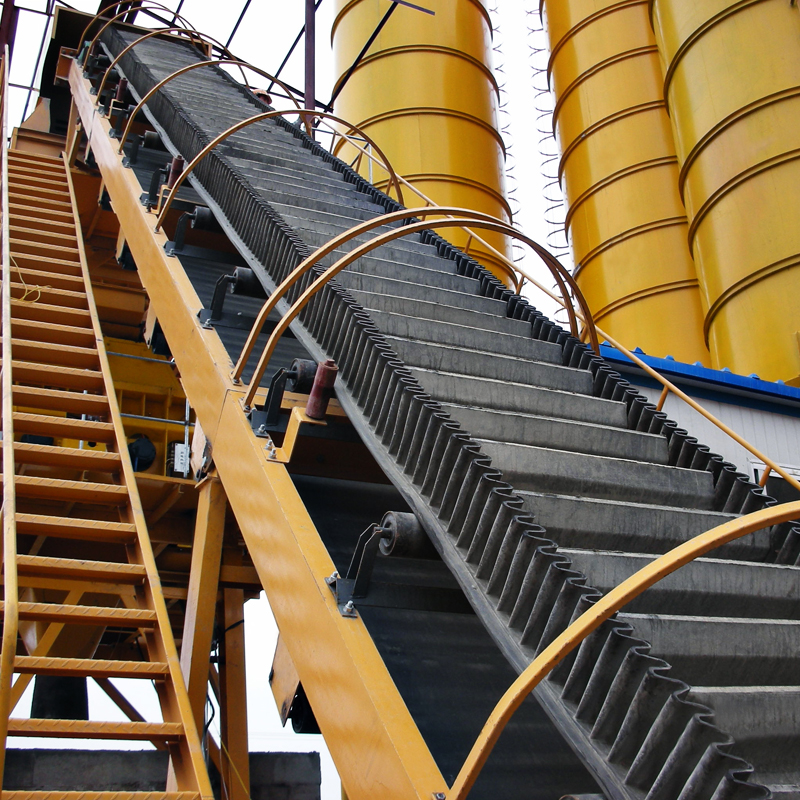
top-left (80, 2), bottom-right (195, 67)
top-left (242, 213), bottom-right (597, 408)
top-left (154, 109), bottom-right (406, 230)
top-left (117, 59), bottom-right (303, 153)
top-left (93, 27), bottom-right (238, 104)
top-left (447, 497), bottom-right (800, 798)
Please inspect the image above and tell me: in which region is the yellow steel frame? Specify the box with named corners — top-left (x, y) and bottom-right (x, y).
top-left (66, 20), bottom-right (800, 797)
top-left (70, 56), bottom-right (449, 800)
top-left (448, 499), bottom-right (800, 797)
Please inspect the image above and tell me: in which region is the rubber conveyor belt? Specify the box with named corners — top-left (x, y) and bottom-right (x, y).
top-left (101, 27), bottom-right (800, 800)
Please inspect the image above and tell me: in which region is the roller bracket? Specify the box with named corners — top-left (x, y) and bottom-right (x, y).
top-left (327, 524), bottom-right (390, 616)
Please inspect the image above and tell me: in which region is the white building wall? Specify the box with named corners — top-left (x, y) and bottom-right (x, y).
top-left (635, 386), bottom-right (800, 483)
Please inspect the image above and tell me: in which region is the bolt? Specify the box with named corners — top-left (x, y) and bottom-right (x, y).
top-left (433, 794), bottom-right (446, 800)
top-left (344, 601), bottom-right (355, 612)
top-left (325, 571), bottom-right (339, 586)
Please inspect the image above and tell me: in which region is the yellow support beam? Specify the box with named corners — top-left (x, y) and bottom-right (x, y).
top-left (69, 56), bottom-right (447, 800)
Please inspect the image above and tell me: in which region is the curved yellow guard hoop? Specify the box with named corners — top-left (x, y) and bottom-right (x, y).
top-left (80, 2), bottom-right (195, 67)
top-left (154, 109), bottom-right (406, 231)
top-left (232, 206), bottom-right (587, 390)
top-left (117, 59), bottom-right (303, 154)
top-left (93, 27), bottom-right (240, 105)
top-left (447, 498), bottom-right (800, 798)
top-left (242, 214), bottom-right (595, 408)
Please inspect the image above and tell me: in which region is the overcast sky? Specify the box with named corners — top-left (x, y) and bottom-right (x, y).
top-left (5, 2), bottom-right (566, 797)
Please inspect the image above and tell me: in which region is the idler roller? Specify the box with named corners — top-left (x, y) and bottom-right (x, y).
top-left (287, 358), bottom-right (317, 394)
top-left (142, 130), bottom-right (167, 150)
top-left (191, 206), bottom-right (222, 232)
top-left (379, 511), bottom-right (438, 559)
top-left (230, 267), bottom-right (267, 298)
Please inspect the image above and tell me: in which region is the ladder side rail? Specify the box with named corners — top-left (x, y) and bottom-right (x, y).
top-left (62, 162), bottom-right (213, 800)
top-left (0, 43), bottom-right (19, 786)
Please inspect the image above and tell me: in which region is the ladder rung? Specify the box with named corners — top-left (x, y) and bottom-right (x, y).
top-left (7, 718), bottom-right (184, 741)
top-left (13, 412), bottom-right (116, 443)
top-left (9, 202), bottom-right (76, 225)
top-left (8, 475), bottom-right (128, 505)
top-left (8, 212), bottom-right (76, 236)
top-left (10, 298), bottom-right (91, 328)
top-left (11, 339), bottom-right (98, 369)
top-left (10, 282), bottom-right (86, 310)
top-left (12, 316), bottom-right (96, 348)
top-left (16, 513), bottom-right (137, 543)
top-left (9, 151), bottom-right (65, 167)
top-left (10, 441), bottom-right (120, 471)
top-left (9, 252), bottom-right (84, 276)
top-left (6, 183), bottom-right (70, 202)
top-left (8, 604), bottom-right (157, 629)
top-left (8, 191), bottom-right (72, 212)
top-left (2, 794), bottom-right (200, 800)
top-left (7, 172), bottom-right (69, 192)
top-left (10, 240), bottom-right (81, 263)
top-left (10, 267), bottom-right (85, 294)
top-left (10, 224), bottom-right (80, 249)
top-left (12, 385), bottom-right (109, 416)
top-left (14, 656), bottom-right (169, 678)
top-left (8, 160), bottom-right (66, 177)
top-left (16, 554), bottom-right (146, 585)
top-left (6, 360), bottom-right (105, 392)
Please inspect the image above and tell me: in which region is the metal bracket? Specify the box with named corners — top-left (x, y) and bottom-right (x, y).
top-left (264, 406), bottom-right (326, 463)
top-left (249, 366), bottom-right (299, 434)
top-left (143, 164), bottom-right (168, 209)
top-left (326, 524), bottom-right (388, 617)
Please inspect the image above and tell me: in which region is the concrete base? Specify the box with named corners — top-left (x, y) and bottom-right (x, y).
top-left (4, 749), bottom-right (321, 800)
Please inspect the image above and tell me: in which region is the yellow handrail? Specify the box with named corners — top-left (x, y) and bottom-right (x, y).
top-left (447, 498), bottom-right (800, 798)
top-left (231, 206), bottom-right (585, 387)
top-left (80, 2), bottom-right (196, 67)
top-left (0, 44), bottom-right (19, 785)
top-left (116, 59), bottom-right (303, 154)
top-left (316, 117), bottom-right (523, 292)
top-left (154, 110), bottom-right (405, 231)
top-left (241, 214), bottom-right (598, 408)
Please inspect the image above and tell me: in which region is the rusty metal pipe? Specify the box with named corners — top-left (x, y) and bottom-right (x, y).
top-left (305, 360), bottom-right (338, 420)
top-left (167, 156), bottom-right (184, 189)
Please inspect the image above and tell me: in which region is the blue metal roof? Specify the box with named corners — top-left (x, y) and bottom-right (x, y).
top-left (599, 344), bottom-right (800, 414)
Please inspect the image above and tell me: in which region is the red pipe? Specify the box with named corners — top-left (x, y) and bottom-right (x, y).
top-left (305, 359), bottom-right (337, 419)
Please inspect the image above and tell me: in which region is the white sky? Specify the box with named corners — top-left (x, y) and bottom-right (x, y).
top-left (5, 2), bottom-right (568, 798)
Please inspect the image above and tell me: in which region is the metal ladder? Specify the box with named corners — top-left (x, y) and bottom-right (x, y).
top-left (0, 149), bottom-right (212, 800)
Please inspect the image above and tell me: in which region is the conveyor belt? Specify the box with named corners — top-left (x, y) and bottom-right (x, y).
top-left (99, 28), bottom-right (800, 800)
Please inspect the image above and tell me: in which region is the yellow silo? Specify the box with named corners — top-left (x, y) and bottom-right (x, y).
top-left (331, 0), bottom-right (513, 284)
top-left (650, 0), bottom-right (800, 383)
top-left (544, 0), bottom-right (709, 363)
